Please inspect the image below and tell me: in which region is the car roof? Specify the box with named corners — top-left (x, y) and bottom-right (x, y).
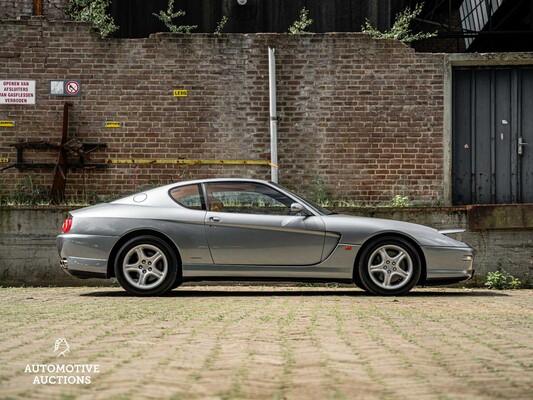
top-left (111, 178), bottom-right (275, 207)
top-left (156, 177), bottom-right (272, 191)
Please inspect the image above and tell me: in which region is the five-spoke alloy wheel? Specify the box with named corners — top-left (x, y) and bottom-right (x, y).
top-left (356, 236), bottom-right (421, 296)
top-left (115, 235), bottom-right (179, 296)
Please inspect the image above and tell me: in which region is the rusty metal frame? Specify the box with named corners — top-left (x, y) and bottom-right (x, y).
top-left (105, 159), bottom-right (277, 167)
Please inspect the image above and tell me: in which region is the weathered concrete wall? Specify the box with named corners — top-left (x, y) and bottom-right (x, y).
top-left (331, 206), bottom-right (533, 286)
top-left (461, 230), bottom-right (533, 286)
top-left (0, 206), bottom-right (109, 286)
top-left (1, 206), bottom-right (531, 287)
top-left (329, 206), bottom-right (469, 230)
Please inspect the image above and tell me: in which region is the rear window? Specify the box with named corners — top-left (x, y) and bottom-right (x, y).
top-left (169, 184), bottom-right (203, 210)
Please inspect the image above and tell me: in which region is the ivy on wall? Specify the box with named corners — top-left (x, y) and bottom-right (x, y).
top-left (64, 0), bottom-right (118, 38)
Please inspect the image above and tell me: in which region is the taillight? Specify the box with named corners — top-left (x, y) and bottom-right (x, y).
top-left (62, 217), bottom-right (72, 233)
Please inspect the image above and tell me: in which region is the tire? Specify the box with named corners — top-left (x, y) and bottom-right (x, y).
top-left (114, 235), bottom-right (179, 296)
top-left (352, 265), bottom-right (368, 292)
top-left (356, 236), bottom-right (421, 296)
top-left (171, 277), bottom-right (183, 290)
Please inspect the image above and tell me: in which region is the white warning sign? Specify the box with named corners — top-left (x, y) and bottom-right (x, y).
top-left (66, 81), bottom-right (80, 95)
top-left (0, 80), bottom-right (36, 105)
top-left (50, 80), bottom-right (81, 97)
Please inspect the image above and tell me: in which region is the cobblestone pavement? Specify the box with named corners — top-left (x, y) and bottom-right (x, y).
top-left (0, 286), bottom-right (532, 400)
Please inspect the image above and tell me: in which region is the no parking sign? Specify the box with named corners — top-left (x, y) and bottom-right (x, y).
top-left (50, 80), bottom-right (82, 97)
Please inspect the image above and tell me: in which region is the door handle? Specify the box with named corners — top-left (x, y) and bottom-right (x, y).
top-left (209, 216), bottom-right (221, 223)
top-left (518, 137), bottom-right (528, 155)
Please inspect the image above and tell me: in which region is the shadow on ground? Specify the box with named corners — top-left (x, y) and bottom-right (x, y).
top-left (80, 288), bottom-right (510, 298)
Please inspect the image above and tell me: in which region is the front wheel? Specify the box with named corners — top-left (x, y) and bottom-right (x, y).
top-left (114, 235), bottom-right (179, 296)
top-left (357, 236), bottom-right (421, 296)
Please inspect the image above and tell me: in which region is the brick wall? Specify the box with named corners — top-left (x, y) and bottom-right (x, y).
top-left (0, 0), bottom-right (67, 20)
top-left (0, 0), bottom-right (33, 19)
top-left (0, 17), bottom-right (445, 202)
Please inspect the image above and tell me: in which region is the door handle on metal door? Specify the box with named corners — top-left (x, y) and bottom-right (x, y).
top-left (518, 137), bottom-right (528, 155)
top-left (209, 216), bottom-right (221, 222)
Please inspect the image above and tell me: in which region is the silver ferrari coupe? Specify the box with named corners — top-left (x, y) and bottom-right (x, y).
top-left (57, 178), bottom-right (475, 296)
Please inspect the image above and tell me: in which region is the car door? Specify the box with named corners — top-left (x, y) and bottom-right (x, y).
top-left (165, 183), bottom-right (212, 265)
top-left (203, 182), bottom-right (326, 265)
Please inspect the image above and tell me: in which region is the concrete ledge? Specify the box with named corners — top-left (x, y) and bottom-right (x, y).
top-left (467, 204), bottom-right (533, 230)
top-left (329, 206), bottom-right (468, 230)
top-left (0, 206), bottom-right (531, 286)
top-left (0, 206), bottom-right (112, 287)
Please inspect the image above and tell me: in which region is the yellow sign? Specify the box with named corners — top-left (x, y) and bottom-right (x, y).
top-left (106, 121), bottom-right (121, 128)
top-left (173, 90), bottom-right (188, 97)
top-left (0, 120), bottom-right (15, 127)
top-left (0, 158), bottom-right (9, 163)
top-left (106, 159), bottom-right (276, 167)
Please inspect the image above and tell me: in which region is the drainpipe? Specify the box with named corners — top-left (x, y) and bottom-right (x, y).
top-left (34, 0), bottom-right (43, 16)
top-left (268, 47), bottom-right (278, 183)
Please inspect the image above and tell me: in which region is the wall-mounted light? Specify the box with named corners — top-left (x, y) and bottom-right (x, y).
top-left (237, 0), bottom-right (247, 5)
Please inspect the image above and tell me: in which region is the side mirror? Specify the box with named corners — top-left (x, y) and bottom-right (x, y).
top-left (291, 202), bottom-right (309, 216)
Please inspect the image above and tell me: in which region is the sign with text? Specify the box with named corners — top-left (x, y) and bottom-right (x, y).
top-left (0, 80), bottom-right (36, 105)
top-left (173, 90), bottom-right (187, 97)
top-left (105, 121), bottom-right (121, 128)
top-left (50, 80), bottom-right (82, 97)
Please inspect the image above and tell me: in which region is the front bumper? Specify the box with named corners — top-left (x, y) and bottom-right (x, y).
top-left (422, 245), bottom-right (476, 284)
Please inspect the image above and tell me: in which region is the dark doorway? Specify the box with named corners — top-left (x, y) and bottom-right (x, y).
top-left (452, 66), bottom-right (533, 205)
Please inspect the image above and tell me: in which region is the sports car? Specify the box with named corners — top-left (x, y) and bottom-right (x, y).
top-left (57, 178), bottom-right (475, 296)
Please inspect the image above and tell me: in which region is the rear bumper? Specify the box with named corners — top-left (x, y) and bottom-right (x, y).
top-left (59, 256), bottom-right (108, 279)
top-left (57, 234), bottom-right (117, 279)
top-left (60, 258), bottom-right (107, 279)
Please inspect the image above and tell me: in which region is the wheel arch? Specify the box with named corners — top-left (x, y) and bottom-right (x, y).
top-left (107, 229), bottom-right (183, 278)
top-left (353, 232), bottom-right (427, 284)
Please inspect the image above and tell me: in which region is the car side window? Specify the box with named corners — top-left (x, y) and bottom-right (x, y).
top-left (169, 184), bottom-right (203, 210)
top-left (204, 183), bottom-right (294, 216)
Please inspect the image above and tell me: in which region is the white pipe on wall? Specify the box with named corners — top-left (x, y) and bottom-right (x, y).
top-left (268, 47), bottom-right (278, 183)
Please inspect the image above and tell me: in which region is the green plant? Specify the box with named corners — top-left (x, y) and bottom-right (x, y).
top-left (288, 7), bottom-right (313, 34)
top-left (65, 0), bottom-right (118, 38)
top-left (485, 270), bottom-right (521, 290)
top-left (362, 3), bottom-right (436, 44)
top-left (154, 0), bottom-right (197, 34)
top-left (411, 197), bottom-right (445, 207)
top-left (214, 16), bottom-right (228, 35)
top-left (519, 277), bottom-right (532, 289)
top-left (389, 194), bottom-right (412, 207)
top-left (1, 175), bottom-right (50, 205)
top-left (309, 177), bottom-right (330, 205)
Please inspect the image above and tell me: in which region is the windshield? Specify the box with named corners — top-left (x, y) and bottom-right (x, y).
top-left (270, 182), bottom-right (335, 216)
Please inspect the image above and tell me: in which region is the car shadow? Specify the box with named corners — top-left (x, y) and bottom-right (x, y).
top-left (80, 288), bottom-right (511, 298)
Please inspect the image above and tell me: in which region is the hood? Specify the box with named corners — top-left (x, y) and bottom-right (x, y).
top-left (322, 214), bottom-right (468, 247)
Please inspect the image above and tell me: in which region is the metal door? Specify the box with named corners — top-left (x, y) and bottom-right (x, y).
top-left (453, 67), bottom-right (533, 204)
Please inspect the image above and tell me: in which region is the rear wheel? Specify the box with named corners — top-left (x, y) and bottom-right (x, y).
top-left (357, 236), bottom-right (421, 296)
top-left (114, 235), bottom-right (179, 296)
